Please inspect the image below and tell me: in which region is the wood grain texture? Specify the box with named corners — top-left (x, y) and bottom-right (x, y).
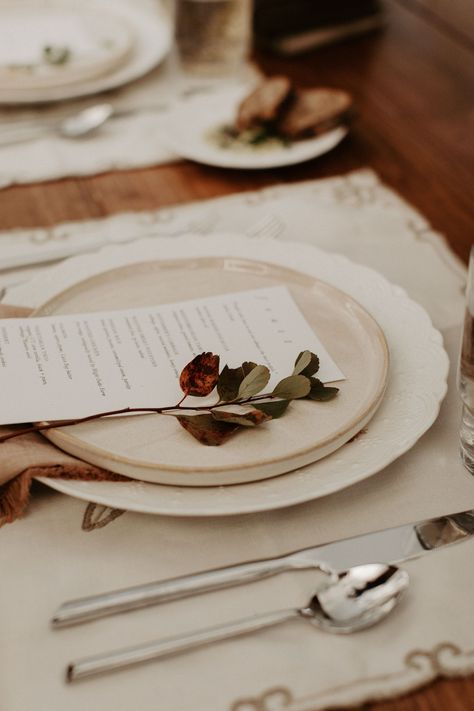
top-left (367, 675), bottom-right (474, 711)
top-left (0, 1), bottom-right (472, 262)
top-left (0, 1), bottom-right (473, 706)
top-left (401, 0), bottom-right (474, 46)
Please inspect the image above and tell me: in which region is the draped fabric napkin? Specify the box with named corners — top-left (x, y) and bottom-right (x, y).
top-left (0, 305), bottom-right (125, 525)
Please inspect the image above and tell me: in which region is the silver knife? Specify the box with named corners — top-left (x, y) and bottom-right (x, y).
top-left (52, 509), bottom-right (474, 628)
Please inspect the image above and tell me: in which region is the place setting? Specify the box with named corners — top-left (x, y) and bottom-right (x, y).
top-left (1, 185), bottom-right (473, 708)
top-left (0, 0), bottom-right (354, 186)
top-left (0, 232), bottom-right (448, 517)
top-left (1, 2), bottom-right (473, 710)
top-left (0, 0), bottom-right (177, 185)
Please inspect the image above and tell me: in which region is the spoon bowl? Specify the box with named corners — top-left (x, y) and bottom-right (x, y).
top-left (59, 103), bottom-right (114, 138)
top-left (301, 563), bottom-right (409, 633)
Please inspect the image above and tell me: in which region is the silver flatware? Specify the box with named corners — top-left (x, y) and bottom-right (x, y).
top-left (66, 563), bottom-right (408, 681)
top-left (0, 85), bottom-right (216, 146)
top-left (0, 213), bottom-right (219, 275)
top-left (0, 103), bottom-right (114, 145)
top-left (0, 211), bottom-right (275, 276)
top-left (52, 509), bottom-right (473, 629)
top-left (245, 213), bottom-right (285, 240)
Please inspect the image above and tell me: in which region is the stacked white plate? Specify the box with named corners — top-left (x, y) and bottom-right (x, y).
top-left (0, 0), bottom-right (172, 104)
top-left (8, 235), bottom-right (449, 517)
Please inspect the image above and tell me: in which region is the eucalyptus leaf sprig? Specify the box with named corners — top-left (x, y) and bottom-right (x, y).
top-left (0, 351), bottom-right (339, 447)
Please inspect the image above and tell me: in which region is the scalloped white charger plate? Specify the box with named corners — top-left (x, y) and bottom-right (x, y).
top-left (7, 235), bottom-right (448, 516)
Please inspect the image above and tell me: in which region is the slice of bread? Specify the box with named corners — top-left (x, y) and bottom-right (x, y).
top-left (236, 76), bottom-right (293, 131)
top-left (277, 88), bottom-right (353, 138)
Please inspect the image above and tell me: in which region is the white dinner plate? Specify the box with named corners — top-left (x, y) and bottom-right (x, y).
top-left (32, 259), bottom-right (389, 486)
top-left (0, 3), bottom-right (133, 91)
top-left (164, 86), bottom-right (348, 169)
top-left (7, 235), bottom-right (449, 516)
top-left (0, 0), bottom-right (171, 104)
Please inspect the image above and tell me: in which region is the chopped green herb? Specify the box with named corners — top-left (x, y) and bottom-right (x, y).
top-left (42, 45), bottom-right (71, 66)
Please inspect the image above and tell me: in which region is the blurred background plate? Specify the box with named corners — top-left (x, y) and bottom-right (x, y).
top-left (0, 2), bottom-right (134, 91)
top-left (0, 0), bottom-right (171, 104)
top-left (164, 86), bottom-right (348, 169)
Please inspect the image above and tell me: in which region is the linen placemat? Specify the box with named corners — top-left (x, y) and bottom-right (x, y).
top-left (1, 170), bottom-right (473, 710)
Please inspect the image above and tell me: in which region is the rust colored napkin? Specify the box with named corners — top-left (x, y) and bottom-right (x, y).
top-left (0, 305), bottom-right (126, 525)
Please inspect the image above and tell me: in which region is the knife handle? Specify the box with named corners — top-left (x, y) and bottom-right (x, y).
top-left (52, 555), bottom-right (293, 628)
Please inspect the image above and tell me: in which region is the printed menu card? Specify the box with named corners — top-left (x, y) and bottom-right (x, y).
top-left (0, 286), bottom-right (345, 425)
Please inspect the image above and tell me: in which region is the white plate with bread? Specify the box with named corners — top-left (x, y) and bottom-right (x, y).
top-left (164, 77), bottom-right (351, 169)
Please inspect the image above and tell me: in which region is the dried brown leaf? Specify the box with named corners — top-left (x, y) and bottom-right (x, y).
top-left (211, 404), bottom-right (271, 427)
top-left (176, 413), bottom-right (239, 446)
top-left (179, 352), bottom-right (220, 397)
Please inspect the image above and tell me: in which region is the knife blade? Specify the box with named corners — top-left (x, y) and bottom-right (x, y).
top-left (293, 509), bottom-right (474, 571)
top-left (52, 509), bottom-right (474, 628)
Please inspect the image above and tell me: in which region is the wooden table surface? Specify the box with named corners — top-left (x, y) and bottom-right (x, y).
top-left (1, 1), bottom-right (473, 709)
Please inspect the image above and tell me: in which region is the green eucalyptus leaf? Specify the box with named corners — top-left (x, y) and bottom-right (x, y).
top-left (237, 365), bottom-right (270, 398)
top-left (211, 405), bottom-right (271, 427)
top-left (241, 361), bottom-right (258, 376)
top-left (253, 400), bottom-right (290, 419)
top-left (217, 365), bottom-right (241, 402)
top-left (217, 362), bottom-right (258, 402)
top-left (306, 377), bottom-right (339, 401)
top-left (293, 350), bottom-right (311, 375)
top-left (293, 350), bottom-right (320, 377)
top-left (272, 374), bottom-right (311, 400)
top-left (176, 413), bottom-right (239, 446)
top-left (43, 45), bottom-right (71, 66)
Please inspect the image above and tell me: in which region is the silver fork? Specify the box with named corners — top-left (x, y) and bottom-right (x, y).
top-left (0, 213), bottom-right (280, 302)
top-left (0, 212), bottom-right (219, 274)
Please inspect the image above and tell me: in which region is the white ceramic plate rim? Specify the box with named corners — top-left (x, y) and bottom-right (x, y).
top-left (163, 86), bottom-right (348, 169)
top-left (7, 234), bottom-right (449, 516)
top-left (0, 0), bottom-right (171, 104)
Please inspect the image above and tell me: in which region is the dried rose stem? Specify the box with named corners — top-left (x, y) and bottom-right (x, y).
top-left (0, 393), bottom-right (277, 444)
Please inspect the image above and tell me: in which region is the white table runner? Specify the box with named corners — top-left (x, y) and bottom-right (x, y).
top-left (1, 170), bottom-right (473, 710)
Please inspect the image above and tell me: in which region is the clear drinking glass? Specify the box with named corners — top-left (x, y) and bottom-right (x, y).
top-left (458, 246), bottom-right (474, 474)
top-left (174, 0), bottom-right (252, 77)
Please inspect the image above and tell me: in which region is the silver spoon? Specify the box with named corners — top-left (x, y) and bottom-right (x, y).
top-left (66, 563), bottom-right (408, 682)
top-left (56, 103), bottom-right (114, 138)
top-left (0, 88), bottom-right (214, 146)
top-left (0, 103), bottom-right (114, 145)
